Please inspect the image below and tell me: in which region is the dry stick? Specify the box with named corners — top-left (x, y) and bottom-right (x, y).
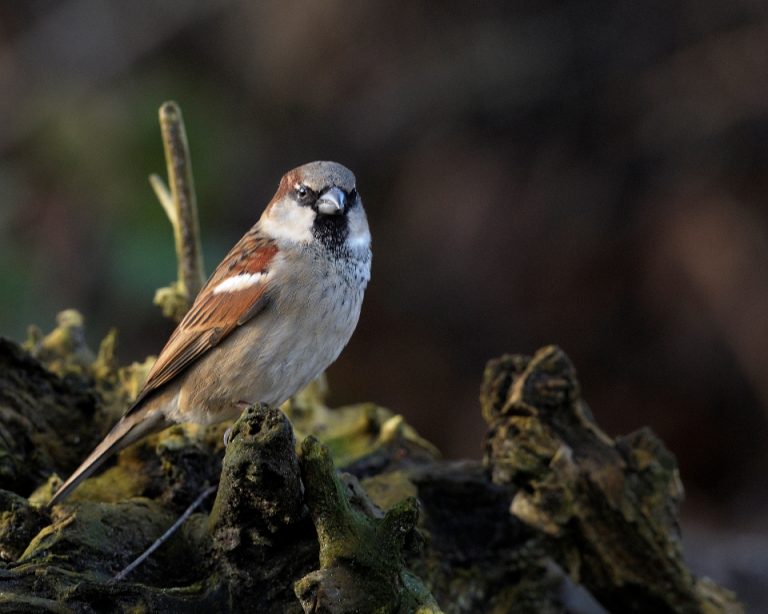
top-left (113, 102), bottom-right (215, 583)
top-left (150, 101), bottom-right (206, 321)
top-left (114, 484), bottom-right (217, 582)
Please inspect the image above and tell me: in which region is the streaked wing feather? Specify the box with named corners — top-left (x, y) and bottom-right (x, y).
top-left (132, 330), bottom-right (221, 401)
top-left (129, 233), bottom-right (278, 410)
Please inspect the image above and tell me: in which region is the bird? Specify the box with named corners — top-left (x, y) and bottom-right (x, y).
top-left (48, 160), bottom-right (371, 506)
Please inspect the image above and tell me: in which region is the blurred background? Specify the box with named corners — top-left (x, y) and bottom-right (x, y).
top-left (1, 0), bottom-right (767, 606)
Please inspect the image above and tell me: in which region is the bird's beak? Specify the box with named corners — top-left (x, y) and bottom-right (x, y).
top-left (317, 187), bottom-right (346, 216)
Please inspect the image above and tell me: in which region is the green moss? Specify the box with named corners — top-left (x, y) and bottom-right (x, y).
top-left (20, 499), bottom-right (178, 580)
top-left (0, 324), bottom-right (742, 612)
top-left (361, 471), bottom-right (419, 511)
top-left (0, 490), bottom-right (46, 562)
top-left (0, 593), bottom-right (74, 613)
top-left (297, 436), bottom-right (441, 613)
top-left (283, 376), bottom-right (439, 469)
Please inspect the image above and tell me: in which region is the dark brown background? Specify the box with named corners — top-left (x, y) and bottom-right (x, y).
top-left (1, 1), bottom-right (767, 606)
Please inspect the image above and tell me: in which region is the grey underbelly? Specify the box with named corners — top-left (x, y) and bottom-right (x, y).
top-left (171, 285), bottom-right (363, 423)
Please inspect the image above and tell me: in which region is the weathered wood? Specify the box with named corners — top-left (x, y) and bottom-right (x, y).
top-left (0, 321), bottom-right (742, 612)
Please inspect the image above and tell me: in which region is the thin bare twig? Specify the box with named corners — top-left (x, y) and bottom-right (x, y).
top-left (151, 101), bottom-right (206, 321)
top-left (114, 484), bottom-right (217, 582)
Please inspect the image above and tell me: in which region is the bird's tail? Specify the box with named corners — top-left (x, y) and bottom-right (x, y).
top-left (48, 406), bottom-right (168, 507)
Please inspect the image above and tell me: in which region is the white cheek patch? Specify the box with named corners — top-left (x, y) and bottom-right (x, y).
top-left (261, 201), bottom-right (315, 243)
top-left (212, 272), bottom-right (268, 294)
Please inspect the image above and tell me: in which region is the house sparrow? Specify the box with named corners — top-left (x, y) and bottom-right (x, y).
top-left (49, 161), bottom-right (371, 506)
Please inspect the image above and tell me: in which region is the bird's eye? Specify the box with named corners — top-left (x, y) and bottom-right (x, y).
top-left (296, 185), bottom-right (308, 199)
top-left (349, 188), bottom-right (357, 200)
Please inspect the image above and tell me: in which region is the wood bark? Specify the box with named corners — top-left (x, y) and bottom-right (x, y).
top-left (0, 319), bottom-right (742, 613)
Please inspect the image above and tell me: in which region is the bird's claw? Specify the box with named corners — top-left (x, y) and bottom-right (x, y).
top-left (223, 426), bottom-right (234, 447)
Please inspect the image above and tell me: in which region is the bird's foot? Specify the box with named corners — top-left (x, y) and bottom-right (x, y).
top-left (223, 426), bottom-right (234, 447)
top-left (223, 401), bottom-right (254, 447)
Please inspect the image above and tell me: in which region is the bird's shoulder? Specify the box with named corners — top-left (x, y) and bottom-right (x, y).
top-left (130, 231), bottom-right (280, 408)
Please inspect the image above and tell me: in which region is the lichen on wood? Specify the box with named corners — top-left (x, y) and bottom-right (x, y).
top-left (481, 345), bottom-right (743, 613)
top-left (0, 313), bottom-right (743, 612)
top-left (0, 333), bottom-right (103, 497)
top-left (296, 435), bottom-right (440, 613)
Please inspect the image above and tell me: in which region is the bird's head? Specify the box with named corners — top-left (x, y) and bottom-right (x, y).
top-left (261, 161), bottom-right (370, 255)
